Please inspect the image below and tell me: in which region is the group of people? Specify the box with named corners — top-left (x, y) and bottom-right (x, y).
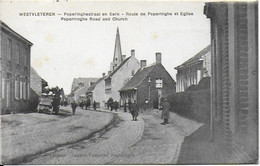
top-left (126, 98), bottom-right (171, 124)
top-left (78, 98), bottom-right (91, 110)
top-left (71, 97), bottom-right (172, 126)
top-left (107, 98), bottom-right (119, 112)
top-left (71, 99), bottom-right (97, 115)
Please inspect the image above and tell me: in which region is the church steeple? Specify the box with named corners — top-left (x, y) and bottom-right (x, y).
top-left (110, 27), bottom-right (123, 71)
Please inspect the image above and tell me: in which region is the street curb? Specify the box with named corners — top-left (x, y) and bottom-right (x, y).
top-left (4, 113), bottom-right (118, 165)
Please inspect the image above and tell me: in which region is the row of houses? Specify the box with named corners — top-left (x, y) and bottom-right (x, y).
top-left (70, 28), bottom-right (177, 109)
top-left (0, 20), bottom-right (49, 114)
top-left (70, 28), bottom-right (212, 109)
top-left (70, 28), bottom-right (213, 109)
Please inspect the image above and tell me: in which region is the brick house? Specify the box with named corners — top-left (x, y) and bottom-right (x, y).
top-left (104, 28), bottom-right (140, 104)
top-left (204, 2), bottom-right (258, 162)
top-left (175, 45), bottom-right (211, 92)
top-left (0, 21), bottom-right (33, 114)
top-left (120, 53), bottom-right (176, 109)
top-left (86, 73), bottom-right (106, 108)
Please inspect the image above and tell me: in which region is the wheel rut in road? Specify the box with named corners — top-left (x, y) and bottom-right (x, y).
top-left (24, 111), bottom-right (144, 165)
top-left (21, 113), bottom-right (122, 164)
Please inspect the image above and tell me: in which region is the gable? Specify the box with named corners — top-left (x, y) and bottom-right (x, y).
top-left (105, 56), bottom-right (131, 80)
top-left (120, 64), bottom-right (155, 91)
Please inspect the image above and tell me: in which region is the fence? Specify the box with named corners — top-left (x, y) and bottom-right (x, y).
top-left (167, 89), bottom-right (210, 123)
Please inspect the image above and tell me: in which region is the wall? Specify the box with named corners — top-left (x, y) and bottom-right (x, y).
top-left (93, 79), bottom-right (105, 108)
top-left (110, 56), bottom-right (139, 102)
top-left (1, 27), bottom-right (31, 114)
top-left (205, 2), bottom-right (258, 161)
top-left (168, 89), bottom-right (210, 123)
top-left (30, 67), bottom-right (42, 96)
top-left (176, 63), bottom-right (203, 92)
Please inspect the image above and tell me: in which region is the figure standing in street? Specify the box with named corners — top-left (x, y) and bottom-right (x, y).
top-left (114, 101), bottom-right (118, 112)
top-left (86, 98), bottom-right (91, 110)
top-left (107, 98), bottom-right (113, 111)
top-left (160, 98), bottom-right (171, 125)
top-left (128, 99), bottom-right (132, 112)
top-left (130, 100), bottom-right (139, 121)
top-left (71, 100), bottom-right (77, 115)
top-left (144, 99), bottom-right (149, 111)
top-left (124, 101), bottom-right (127, 112)
top-left (80, 100), bottom-right (84, 109)
top-left (93, 101), bottom-right (97, 111)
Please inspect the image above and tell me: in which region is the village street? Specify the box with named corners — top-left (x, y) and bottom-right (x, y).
top-left (1, 106), bottom-right (202, 165)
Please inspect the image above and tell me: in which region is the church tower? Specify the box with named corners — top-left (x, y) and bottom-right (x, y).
top-left (110, 27), bottom-right (123, 71)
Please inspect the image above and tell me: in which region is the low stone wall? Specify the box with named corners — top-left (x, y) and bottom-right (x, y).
top-left (167, 89), bottom-right (210, 123)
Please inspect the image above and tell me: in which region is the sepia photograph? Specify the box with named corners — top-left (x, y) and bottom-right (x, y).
top-left (0, 0), bottom-right (258, 164)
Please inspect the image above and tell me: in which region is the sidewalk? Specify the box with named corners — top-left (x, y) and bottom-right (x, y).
top-left (177, 123), bottom-right (226, 164)
top-left (177, 122), bottom-right (255, 164)
top-left (112, 109), bottom-right (203, 164)
top-left (0, 107), bottom-right (114, 164)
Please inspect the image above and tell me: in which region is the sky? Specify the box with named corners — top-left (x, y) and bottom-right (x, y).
top-left (0, 0), bottom-right (210, 94)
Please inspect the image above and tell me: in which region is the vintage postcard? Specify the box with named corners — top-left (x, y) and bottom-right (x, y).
top-left (0, 0), bottom-right (258, 165)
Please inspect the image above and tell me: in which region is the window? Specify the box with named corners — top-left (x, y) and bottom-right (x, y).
top-left (197, 70), bottom-right (201, 84)
top-left (156, 78), bottom-right (163, 88)
top-left (23, 81), bottom-right (26, 99)
top-left (20, 80), bottom-right (23, 99)
top-left (7, 39), bottom-right (12, 61)
top-left (2, 78), bottom-right (5, 99)
top-left (25, 54), bottom-right (28, 66)
top-left (16, 44), bottom-right (21, 64)
top-left (27, 82), bottom-right (30, 99)
top-left (15, 76), bottom-right (20, 99)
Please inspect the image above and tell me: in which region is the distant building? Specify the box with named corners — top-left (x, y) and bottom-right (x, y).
top-left (70, 77), bottom-right (99, 102)
top-left (86, 73), bottom-right (106, 108)
top-left (120, 53), bottom-right (176, 109)
top-left (175, 45), bottom-right (211, 92)
top-left (30, 67), bottom-right (48, 99)
top-left (205, 2), bottom-right (258, 162)
top-left (0, 21), bottom-right (33, 114)
top-left (104, 28), bottom-right (139, 104)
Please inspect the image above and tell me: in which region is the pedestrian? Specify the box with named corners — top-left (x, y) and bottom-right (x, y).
top-left (86, 98), bottom-right (91, 110)
top-left (160, 98), bottom-right (171, 125)
top-left (128, 99), bottom-right (132, 112)
top-left (93, 100), bottom-right (97, 111)
top-left (114, 101), bottom-right (118, 112)
top-left (124, 101), bottom-right (127, 112)
top-left (110, 102), bottom-right (114, 111)
top-left (130, 100), bottom-right (139, 121)
top-left (107, 97), bottom-right (113, 111)
top-left (144, 99), bottom-right (149, 111)
top-left (71, 100), bottom-right (77, 115)
top-left (80, 100), bottom-right (84, 109)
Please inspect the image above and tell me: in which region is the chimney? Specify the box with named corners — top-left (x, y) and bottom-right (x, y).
top-left (102, 73), bottom-right (106, 78)
top-left (131, 49), bottom-right (135, 57)
top-left (140, 60), bottom-right (147, 68)
top-left (122, 55), bottom-right (126, 60)
top-left (156, 52), bottom-right (162, 63)
top-left (108, 71), bottom-right (111, 75)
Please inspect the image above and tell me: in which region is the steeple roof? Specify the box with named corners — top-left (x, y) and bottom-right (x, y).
top-left (113, 27), bottom-right (123, 63)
